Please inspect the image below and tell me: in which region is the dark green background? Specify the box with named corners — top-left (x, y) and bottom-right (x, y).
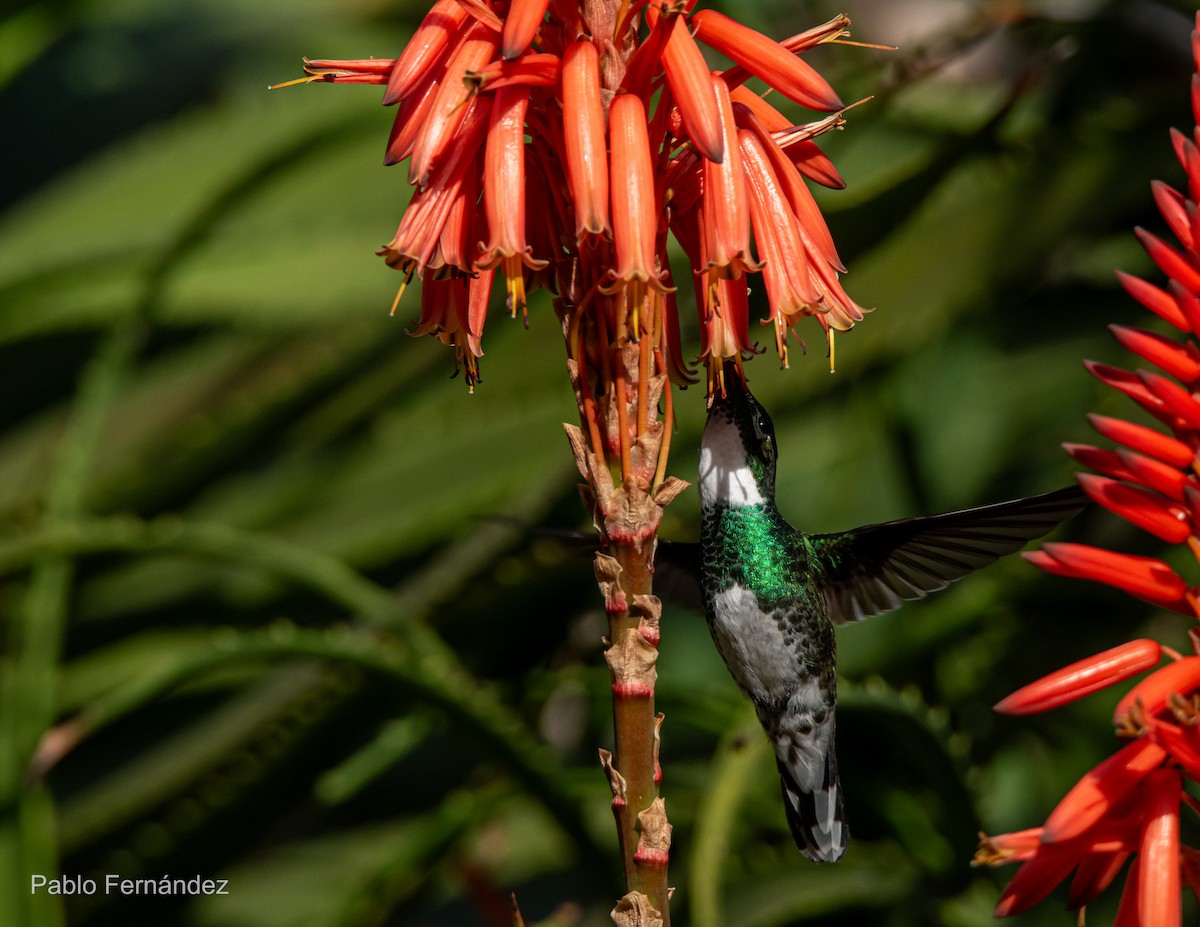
top-left (2, 0), bottom-right (1197, 924)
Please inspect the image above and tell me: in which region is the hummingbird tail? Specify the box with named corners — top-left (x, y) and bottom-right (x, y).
top-left (776, 734), bottom-right (848, 862)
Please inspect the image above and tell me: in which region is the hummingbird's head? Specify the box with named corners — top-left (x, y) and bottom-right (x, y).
top-left (699, 373), bottom-right (778, 508)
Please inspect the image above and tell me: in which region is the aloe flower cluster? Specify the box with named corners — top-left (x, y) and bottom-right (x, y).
top-left (282, 2), bottom-right (866, 922)
top-left (290, 0), bottom-right (865, 394)
top-left (975, 16), bottom-right (1200, 924)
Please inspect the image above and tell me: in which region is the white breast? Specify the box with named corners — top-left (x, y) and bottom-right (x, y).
top-left (708, 585), bottom-right (804, 699)
top-left (699, 416), bottom-right (766, 507)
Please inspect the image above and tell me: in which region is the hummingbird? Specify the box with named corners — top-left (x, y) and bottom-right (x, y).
top-left (695, 370), bottom-right (1086, 862)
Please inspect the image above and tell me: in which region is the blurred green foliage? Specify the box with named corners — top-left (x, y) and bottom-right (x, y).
top-left (2, 0), bottom-right (1199, 924)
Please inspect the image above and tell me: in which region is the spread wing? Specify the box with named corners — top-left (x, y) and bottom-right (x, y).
top-left (812, 486), bottom-right (1087, 624)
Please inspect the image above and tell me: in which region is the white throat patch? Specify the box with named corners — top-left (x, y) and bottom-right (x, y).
top-left (699, 414), bottom-right (766, 507)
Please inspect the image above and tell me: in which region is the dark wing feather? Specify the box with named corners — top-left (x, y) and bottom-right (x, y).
top-left (812, 486), bottom-right (1088, 624)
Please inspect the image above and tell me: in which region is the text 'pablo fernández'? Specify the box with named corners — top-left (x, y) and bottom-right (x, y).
top-left (31, 874), bottom-right (230, 896)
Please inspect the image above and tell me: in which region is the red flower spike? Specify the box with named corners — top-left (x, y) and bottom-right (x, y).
top-left (692, 9), bottom-right (843, 112)
top-left (729, 85), bottom-right (790, 132)
top-left (1136, 226), bottom-right (1200, 295)
top-left (1087, 413), bottom-right (1195, 469)
top-left (1138, 768), bottom-right (1182, 927)
top-left (994, 639), bottom-right (1163, 716)
top-left (1169, 278), bottom-right (1200, 332)
top-left (1077, 472), bottom-right (1193, 544)
top-left (500, 0), bottom-right (550, 60)
top-left (1116, 270), bottom-right (1190, 332)
top-left (1024, 543), bottom-right (1192, 614)
top-left (383, 0), bottom-right (468, 104)
top-left (1114, 448), bottom-right (1190, 503)
top-left (1041, 736), bottom-right (1168, 844)
top-left (560, 40), bottom-right (610, 240)
top-left (658, 13), bottom-right (725, 163)
top-left (1112, 656), bottom-right (1200, 726)
top-left (1109, 323), bottom-right (1200, 383)
top-left (607, 94), bottom-right (672, 294)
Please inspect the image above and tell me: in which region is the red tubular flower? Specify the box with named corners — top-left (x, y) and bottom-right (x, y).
top-left (383, 0), bottom-right (468, 103)
top-left (606, 93), bottom-right (670, 295)
top-left (657, 13), bottom-right (725, 163)
top-left (501, 0), bottom-right (550, 60)
top-left (994, 639), bottom-right (1163, 715)
top-left (692, 10), bottom-right (843, 112)
top-left (1024, 543), bottom-right (1192, 614)
top-left (1087, 413), bottom-right (1195, 469)
top-left (1041, 737), bottom-right (1168, 843)
top-left (477, 83), bottom-right (548, 316)
top-left (701, 77), bottom-right (752, 278)
top-left (1077, 472), bottom-right (1192, 544)
top-left (409, 23), bottom-right (500, 186)
top-left (560, 40), bottom-right (609, 239)
top-left (1138, 768), bottom-right (1182, 926)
